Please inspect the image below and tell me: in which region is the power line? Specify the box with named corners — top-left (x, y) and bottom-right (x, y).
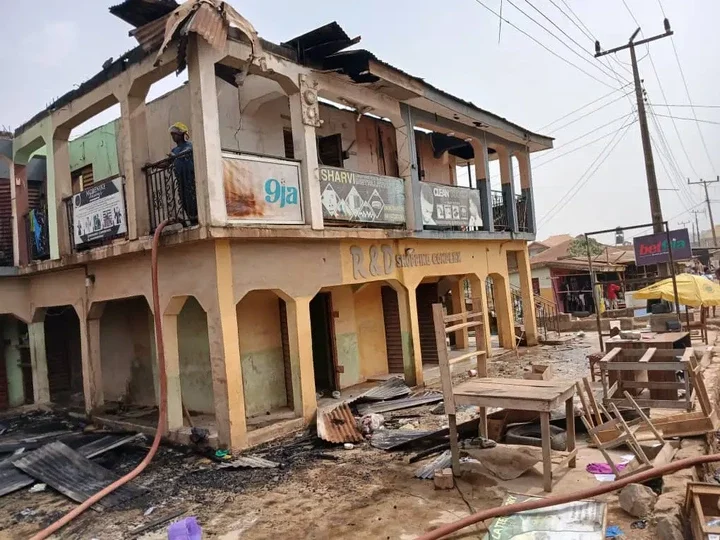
top-left (546, 92), bottom-right (632, 133)
top-left (653, 113), bottom-right (720, 126)
top-left (539, 83), bottom-right (631, 130)
top-left (649, 129), bottom-right (695, 212)
top-left (538, 114), bottom-right (635, 227)
top-left (470, 0), bottom-right (622, 89)
top-left (649, 103), bottom-right (720, 109)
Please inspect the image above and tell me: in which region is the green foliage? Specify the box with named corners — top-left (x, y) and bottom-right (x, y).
top-left (568, 237), bottom-right (604, 258)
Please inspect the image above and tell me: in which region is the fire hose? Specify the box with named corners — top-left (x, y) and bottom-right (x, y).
top-left (31, 219), bottom-right (172, 540)
top-left (416, 451), bottom-right (720, 540)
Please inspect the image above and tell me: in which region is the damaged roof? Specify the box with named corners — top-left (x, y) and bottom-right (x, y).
top-left (109, 0), bottom-right (178, 28)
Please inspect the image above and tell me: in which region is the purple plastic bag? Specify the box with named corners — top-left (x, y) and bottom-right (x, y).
top-left (168, 516), bottom-right (202, 540)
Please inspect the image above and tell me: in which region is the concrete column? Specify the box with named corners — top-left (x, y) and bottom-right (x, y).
top-left (395, 104), bottom-right (423, 231)
top-left (449, 279), bottom-right (469, 349)
top-left (288, 79), bottom-right (323, 230)
top-left (163, 297), bottom-right (187, 432)
top-left (188, 34), bottom-right (225, 227)
top-left (82, 302), bottom-right (105, 413)
top-left (404, 284), bottom-right (424, 386)
top-left (284, 296), bottom-right (317, 421)
top-left (28, 314), bottom-right (50, 404)
top-left (11, 164), bottom-right (29, 265)
top-left (210, 239), bottom-right (247, 450)
top-left (516, 248), bottom-right (539, 346)
top-left (47, 134), bottom-right (72, 258)
top-left (119, 90), bottom-right (151, 238)
top-left (491, 274), bottom-right (516, 350)
top-left (3, 317), bottom-right (25, 407)
top-left (496, 146), bottom-right (518, 233)
top-left (471, 139), bottom-right (494, 232)
top-left (468, 275), bottom-right (493, 358)
top-left (517, 151), bottom-right (536, 234)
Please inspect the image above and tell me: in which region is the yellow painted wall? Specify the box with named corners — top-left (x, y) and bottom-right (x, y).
top-left (236, 290), bottom-right (287, 416)
top-left (354, 282), bottom-right (389, 379)
top-left (328, 286), bottom-right (360, 388)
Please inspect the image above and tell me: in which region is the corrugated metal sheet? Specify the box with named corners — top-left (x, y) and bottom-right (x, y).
top-left (218, 455), bottom-right (279, 469)
top-left (369, 430), bottom-right (436, 451)
top-left (415, 450), bottom-right (452, 479)
top-left (0, 467), bottom-right (34, 496)
top-left (356, 392), bottom-right (442, 416)
top-left (131, 15), bottom-right (169, 51)
top-left (14, 441), bottom-right (145, 510)
top-left (357, 377), bottom-right (411, 402)
top-left (381, 286), bottom-right (404, 374)
top-left (316, 403), bottom-right (364, 444)
top-left (109, 0), bottom-right (177, 28)
top-left (186, 3), bottom-right (226, 52)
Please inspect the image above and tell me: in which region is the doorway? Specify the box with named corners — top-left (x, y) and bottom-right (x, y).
top-left (310, 293), bottom-right (338, 393)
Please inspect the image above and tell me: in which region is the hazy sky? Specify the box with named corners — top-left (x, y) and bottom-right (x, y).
top-left (3, 0), bottom-right (719, 244)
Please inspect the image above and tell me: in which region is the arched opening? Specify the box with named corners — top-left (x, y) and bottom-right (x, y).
top-left (487, 272), bottom-right (515, 353)
top-left (44, 305), bottom-right (83, 406)
top-left (0, 314), bottom-right (31, 410)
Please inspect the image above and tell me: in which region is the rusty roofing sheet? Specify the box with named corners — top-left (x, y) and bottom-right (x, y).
top-left (316, 403), bottom-right (364, 444)
top-left (130, 15), bottom-right (170, 52)
top-left (185, 3), bottom-right (226, 52)
top-left (357, 377), bottom-right (412, 402)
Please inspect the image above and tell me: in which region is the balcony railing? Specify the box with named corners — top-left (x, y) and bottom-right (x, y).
top-left (491, 190), bottom-right (509, 231)
top-left (24, 210), bottom-right (50, 262)
top-left (0, 215), bottom-right (13, 266)
top-left (516, 193), bottom-right (529, 233)
top-left (144, 149), bottom-right (197, 232)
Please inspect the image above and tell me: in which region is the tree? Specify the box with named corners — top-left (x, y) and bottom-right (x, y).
top-left (568, 237), bottom-right (604, 258)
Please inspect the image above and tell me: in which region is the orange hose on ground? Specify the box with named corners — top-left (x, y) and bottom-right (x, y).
top-left (31, 220), bottom-right (172, 540)
top-left (417, 451), bottom-right (720, 540)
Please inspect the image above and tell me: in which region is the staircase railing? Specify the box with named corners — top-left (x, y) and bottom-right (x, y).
top-left (509, 284), bottom-right (560, 340)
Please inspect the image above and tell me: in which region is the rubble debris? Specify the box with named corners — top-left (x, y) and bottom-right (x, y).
top-left (655, 514), bottom-right (684, 540)
top-left (459, 437), bottom-right (496, 450)
top-left (409, 444), bottom-right (450, 465)
top-left (316, 403), bottom-right (364, 444)
top-left (605, 525), bottom-right (622, 538)
top-left (618, 483), bottom-right (657, 518)
top-left (218, 455), bottom-right (279, 469)
top-left (356, 392), bottom-right (442, 415)
top-left (356, 377), bottom-right (411, 402)
top-left (13, 441), bottom-right (146, 510)
top-left (630, 519), bottom-right (648, 529)
top-left (433, 468), bottom-right (454, 490)
top-left (0, 430), bottom-right (74, 453)
top-left (370, 417), bottom-right (481, 451)
top-left (28, 483), bottom-right (46, 493)
top-left (523, 364), bottom-right (553, 380)
top-left (128, 507), bottom-right (189, 538)
top-left (461, 445), bottom-right (543, 481)
top-left (358, 413), bottom-right (384, 436)
top-left (415, 450), bottom-right (451, 479)
top-left (0, 468), bottom-right (34, 497)
top-left (343, 443), bottom-right (354, 450)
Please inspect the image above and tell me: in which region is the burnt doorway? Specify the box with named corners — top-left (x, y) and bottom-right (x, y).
top-left (310, 292), bottom-right (338, 393)
top-left (44, 306), bottom-right (83, 406)
top-left (416, 283), bottom-right (440, 365)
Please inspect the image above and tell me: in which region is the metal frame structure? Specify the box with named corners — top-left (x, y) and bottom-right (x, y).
top-left (584, 221), bottom-right (680, 352)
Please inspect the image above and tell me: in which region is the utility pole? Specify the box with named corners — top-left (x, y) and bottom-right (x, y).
top-left (691, 209), bottom-right (704, 246)
top-left (595, 21), bottom-right (673, 235)
top-left (689, 177), bottom-right (719, 248)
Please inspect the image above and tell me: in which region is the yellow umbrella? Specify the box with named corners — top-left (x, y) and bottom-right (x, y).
top-left (634, 273), bottom-right (720, 307)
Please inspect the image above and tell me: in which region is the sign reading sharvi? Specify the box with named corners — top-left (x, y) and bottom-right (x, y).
top-left (223, 153), bottom-right (303, 224)
top-left (319, 166), bottom-right (405, 225)
top-left (420, 181), bottom-right (482, 227)
top-left (72, 178), bottom-right (127, 247)
top-left (633, 228), bottom-right (692, 266)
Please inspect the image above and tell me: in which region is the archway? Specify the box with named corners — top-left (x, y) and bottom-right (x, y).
top-left (487, 272), bottom-right (516, 352)
top-left (44, 305), bottom-right (83, 406)
top-left (0, 314), bottom-right (31, 410)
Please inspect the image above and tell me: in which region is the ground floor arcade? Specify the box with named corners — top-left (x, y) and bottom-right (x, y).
top-left (0, 236), bottom-right (537, 450)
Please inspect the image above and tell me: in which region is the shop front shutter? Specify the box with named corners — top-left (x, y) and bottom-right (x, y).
top-left (416, 283), bottom-right (440, 364)
top-left (381, 286), bottom-right (404, 373)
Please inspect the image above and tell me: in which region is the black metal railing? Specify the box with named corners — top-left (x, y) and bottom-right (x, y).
top-left (143, 149), bottom-right (197, 232)
top-left (0, 215), bottom-right (13, 266)
top-left (516, 193), bottom-right (529, 233)
top-left (24, 210), bottom-right (50, 262)
top-left (491, 190), bottom-right (509, 231)
top-left (510, 283), bottom-right (561, 340)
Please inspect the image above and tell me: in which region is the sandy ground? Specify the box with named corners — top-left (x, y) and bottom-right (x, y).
top-left (0, 331), bottom-right (709, 539)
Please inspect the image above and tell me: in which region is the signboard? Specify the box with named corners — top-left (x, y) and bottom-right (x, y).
top-left (72, 178), bottom-right (127, 247)
top-left (486, 493), bottom-right (606, 539)
top-left (420, 181), bottom-right (482, 227)
top-left (223, 153), bottom-right (303, 224)
top-left (633, 228), bottom-right (692, 266)
top-left (319, 166), bottom-right (405, 225)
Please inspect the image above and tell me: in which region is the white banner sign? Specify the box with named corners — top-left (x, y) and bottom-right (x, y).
top-left (72, 178), bottom-right (127, 247)
top-left (223, 153), bottom-right (304, 224)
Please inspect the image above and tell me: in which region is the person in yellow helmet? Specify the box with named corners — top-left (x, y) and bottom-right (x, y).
top-left (168, 122), bottom-right (197, 224)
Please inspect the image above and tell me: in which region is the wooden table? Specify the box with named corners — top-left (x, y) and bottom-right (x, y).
top-left (607, 332), bottom-right (690, 400)
top-left (451, 377), bottom-right (577, 492)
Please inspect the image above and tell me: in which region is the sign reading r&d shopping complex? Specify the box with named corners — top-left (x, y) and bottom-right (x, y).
top-left (632, 228), bottom-right (692, 266)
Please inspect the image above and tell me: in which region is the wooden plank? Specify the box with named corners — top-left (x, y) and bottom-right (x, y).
top-left (454, 394), bottom-right (557, 412)
top-left (637, 347), bottom-right (657, 363)
top-left (613, 348), bottom-right (687, 358)
top-left (444, 320), bottom-right (482, 333)
top-left (599, 361), bottom-right (689, 371)
top-left (619, 381), bottom-right (686, 390)
top-left (575, 382), bottom-right (595, 428)
top-left (600, 347), bottom-right (623, 362)
top-left (443, 311), bottom-right (483, 323)
top-left (448, 349), bottom-right (487, 365)
top-left (541, 412), bottom-right (552, 492)
top-left (447, 414), bottom-right (461, 476)
top-left (605, 398), bottom-right (691, 409)
top-left (554, 448), bottom-right (579, 471)
top-left (565, 396), bottom-right (576, 468)
top-left (623, 391), bottom-right (665, 445)
top-left (433, 302), bottom-right (460, 477)
top-left (583, 377), bottom-right (603, 426)
top-left (456, 378), bottom-right (572, 389)
top-left (453, 385), bottom-right (569, 401)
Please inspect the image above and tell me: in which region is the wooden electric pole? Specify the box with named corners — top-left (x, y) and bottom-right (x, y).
top-left (595, 21), bottom-right (674, 235)
top-left (689, 177), bottom-right (719, 248)
top-left (691, 209), bottom-right (704, 246)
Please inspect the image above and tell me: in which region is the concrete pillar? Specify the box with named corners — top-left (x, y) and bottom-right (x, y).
top-left (395, 104), bottom-right (423, 231)
top-left (82, 302), bottom-right (105, 413)
top-left (11, 164), bottom-right (29, 265)
top-left (404, 284), bottom-right (424, 386)
top-left (28, 313), bottom-right (49, 404)
top-left (288, 77), bottom-right (323, 230)
top-left (47, 134), bottom-right (72, 258)
top-left (450, 279), bottom-right (469, 349)
top-left (163, 297), bottom-right (187, 432)
top-left (3, 317), bottom-right (25, 407)
top-left (468, 275), bottom-right (493, 358)
top-left (491, 274), bottom-right (516, 350)
top-left (119, 88), bottom-right (151, 238)
top-left (188, 34), bottom-right (225, 227)
top-left (283, 296), bottom-right (317, 421)
top-left (496, 146), bottom-right (518, 233)
top-left (517, 151), bottom-right (536, 234)
top-left (471, 139), bottom-right (494, 232)
top-left (210, 239), bottom-right (247, 450)
top-left (516, 248), bottom-right (539, 346)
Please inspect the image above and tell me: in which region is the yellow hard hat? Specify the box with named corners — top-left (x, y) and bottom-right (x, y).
top-left (169, 122), bottom-right (189, 134)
